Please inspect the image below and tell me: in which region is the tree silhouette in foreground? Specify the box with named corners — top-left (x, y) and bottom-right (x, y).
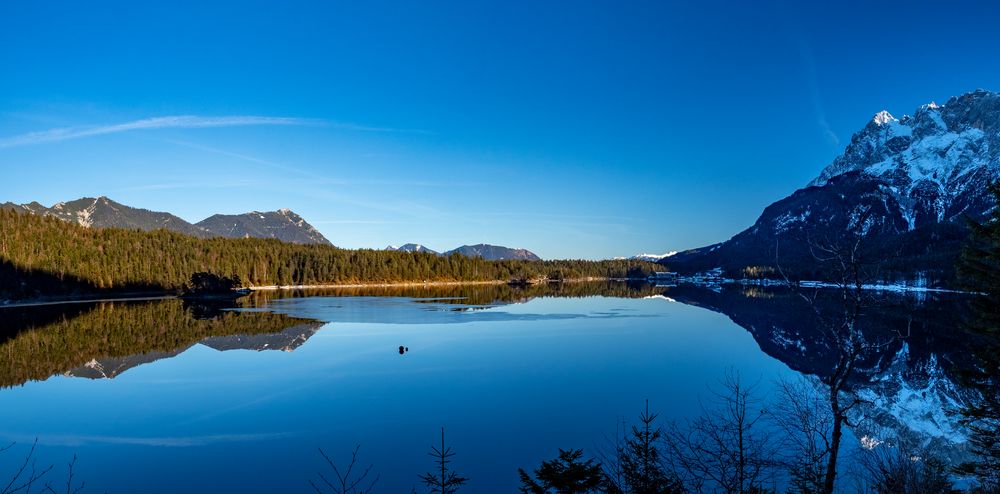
top-left (518, 449), bottom-right (606, 494)
top-left (310, 445), bottom-right (379, 494)
top-left (420, 428), bottom-right (467, 494)
top-left (1, 440), bottom-right (52, 494)
top-left (1, 441), bottom-right (85, 494)
top-left (775, 201), bottom-right (908, 494)
top-left (956, 182), bottom-right (1000, 491)
top-left (859, 446), bottom-right (957, 494)
top-left (603, 401), bottom-right (685, 494)
top-left (663, 371), bottom-right (776, 494)
top-left (770, 378), bottom-right (835, 494)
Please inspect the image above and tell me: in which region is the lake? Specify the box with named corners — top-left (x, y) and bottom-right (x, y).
top-left (0, 282), bottom-right (977, 492)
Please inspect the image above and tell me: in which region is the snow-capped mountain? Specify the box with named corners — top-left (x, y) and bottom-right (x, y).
top-left (666, 90), bottom-right (1000, 287)
top-left (196, 209), bottom-right (331, 245)
top-left (1, 197), bottom-right (332, 245)
top-left (811, 89), bottom-right (999, 228)
top-left (386, 243), bottom-right (439, 255)
top-left (630, 252), bottom-right (678, 262)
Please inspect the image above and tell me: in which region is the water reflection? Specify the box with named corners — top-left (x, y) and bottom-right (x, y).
top-left (0, 298), bottom-right (320, 388)
top-left (664, 285), bottom-right (978, 464)
top-left (0, 281), bottom-right (982, 491)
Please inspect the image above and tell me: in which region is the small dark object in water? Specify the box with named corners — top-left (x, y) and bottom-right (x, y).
top-left (398, 345), bottom-right (409, 355)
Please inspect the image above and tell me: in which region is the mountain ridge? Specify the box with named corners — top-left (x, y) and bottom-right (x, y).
top-left (1, 197), bottom-right (332, 245)
top-left (386, 243), bottom-right (541, 261)
top-left (664, 89), bottom-right (1000, 287)
top-left (444, 244), bottom-right (541, 261)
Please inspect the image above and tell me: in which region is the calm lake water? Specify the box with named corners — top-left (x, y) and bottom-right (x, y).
top-left (0, 283), bottom-right (977, 492)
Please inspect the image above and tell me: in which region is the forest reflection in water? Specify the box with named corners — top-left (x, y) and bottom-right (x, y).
top-left (0, 281), bottom-right (984, 492)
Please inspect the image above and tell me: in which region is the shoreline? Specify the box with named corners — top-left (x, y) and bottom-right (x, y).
top-left (0, 294), bottom-right (176, 309)
top-left (246, 277), bottom-right (616, 291)
top-left (0, 278), bottom-right (617, 309)
top-left (2, 276), bottom-right (968, 309)
top-left (247, 279), bottom-right (509, 291)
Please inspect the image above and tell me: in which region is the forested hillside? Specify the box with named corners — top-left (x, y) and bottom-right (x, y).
top-left (0, 210), bottom-right (660, 301)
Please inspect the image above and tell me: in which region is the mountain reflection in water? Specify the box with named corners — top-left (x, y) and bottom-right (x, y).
top-left (0, 281), bottom-right (981, 491)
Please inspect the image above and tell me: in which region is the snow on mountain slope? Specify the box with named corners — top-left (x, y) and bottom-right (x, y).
top-left (194, 209), bottom-right (331, 245)
top-left (664, 90), bottom-right (1000, 285)
top-left (386, 243), bottom-right (439, 254)
top-left (812, 89), bottom-right (1000, 229)
top-left (630, 252), bottom-right (678, 262)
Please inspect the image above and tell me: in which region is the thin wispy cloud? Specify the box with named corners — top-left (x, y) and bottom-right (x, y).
top-left (796, 42), bottom-right (840, 146)
top-left (0, 115), bottom-right (319, 148)
top-left (2, 431), bottom-right (297, 448)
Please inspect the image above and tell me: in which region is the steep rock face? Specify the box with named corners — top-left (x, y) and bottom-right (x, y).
top-left (812, 90), bottom-right (999, 228)
top-left (195, 209), bottom-right (331, 245)
top-left (667, 90), bottom-right (1000, 286)
top-left (444, 244), bottom-right (541, 261)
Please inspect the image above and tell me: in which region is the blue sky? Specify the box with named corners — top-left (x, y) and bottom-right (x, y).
top-left (2, 0), bottom-right (999, 259)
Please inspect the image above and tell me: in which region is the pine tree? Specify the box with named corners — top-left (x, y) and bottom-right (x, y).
top-left (419, 428), bottom-right (467, 494)
top-left (619, 401), bottom-right (685, 494)
top-left (518, 449), bottom-right (606, 494)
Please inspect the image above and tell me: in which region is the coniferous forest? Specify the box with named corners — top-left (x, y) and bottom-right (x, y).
top-left (0, 210), bottom-right (662, 301)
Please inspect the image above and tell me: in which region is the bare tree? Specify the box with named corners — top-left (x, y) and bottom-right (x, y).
top-left (42, 455), bottom-right (84, 494)
top-left (310, 445), bottom-right (379, 494)
top-left (770, 378), bottom-right (837, 493)
top-left (856, 446), bottom-right (957, 494)
top-left (773, 203), bottom-right (911, 494)
top-left (420, 428), bottom-right (467, 494)
top-left (598, 418), bottom-right (629, 493)
top-left (663, 371), bottom-right (777, 493)
top-left (2, 440), bottom-right (53, 494)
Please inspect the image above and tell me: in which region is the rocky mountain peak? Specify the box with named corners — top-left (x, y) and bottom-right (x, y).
top-left (809, 90), bottom-right (998, 229)
top-left (871, 110), bottom-right (896, 126)
top-left (667, 89), bottom-right (1000, 286)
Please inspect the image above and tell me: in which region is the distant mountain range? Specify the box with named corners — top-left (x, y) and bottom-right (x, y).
top-left (386, 243), bottom-right (439, 254)
top-left (1, 196), bottom-right (332, 245)
top-left (665, 89), bottom-right (1000, 287)
top-left (386, 243), bottom-right (541, 261)
top-left (0, 197), bottom-right (544, 261)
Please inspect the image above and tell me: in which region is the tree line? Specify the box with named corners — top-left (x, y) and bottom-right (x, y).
top-left (0, 210), bottom-right (662, 300)
top-left (309, 374), bottom-right (982, 494)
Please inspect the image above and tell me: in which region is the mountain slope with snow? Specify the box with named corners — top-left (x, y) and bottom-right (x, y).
top-left (444, 244), bottom-right (541, 261)
top-left (196, 209), bottom-right (331, 245)
top-left (630, 252), bottom-right (677, 262)
top-left (386, 243), bottom-right (439, 255)
top-left (665, 89), bottom-right (1000, 286)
